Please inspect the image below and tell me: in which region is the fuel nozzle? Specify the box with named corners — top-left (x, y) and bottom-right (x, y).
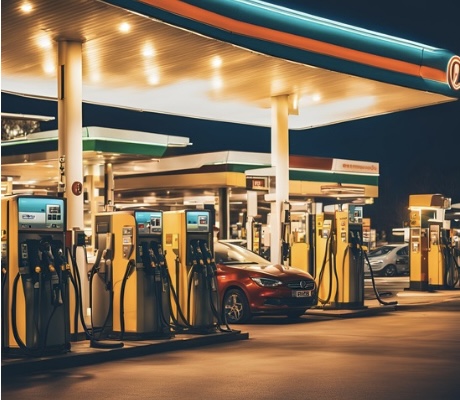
top-left (200, 241), bottom-right (213, 265)
top-left (39, 240), bottom-right (55, 273)
top-left (151, 241), bottom-right (165, 266)
top-left (193, 241), bottom-right (205, 267)
top-left (148, 248), bottom-right (157, 267)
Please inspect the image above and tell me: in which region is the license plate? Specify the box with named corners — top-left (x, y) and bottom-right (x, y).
top-left (292, 290), bottom-right (311, 298)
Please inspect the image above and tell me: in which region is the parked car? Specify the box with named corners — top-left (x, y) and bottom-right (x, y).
top-left (215, 241), bottom-right (317, 323)
top-left (365, 244), bottom-right (409, 277)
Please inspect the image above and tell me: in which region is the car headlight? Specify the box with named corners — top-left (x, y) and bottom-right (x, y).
top-left (370, 260), bottom-right (383, 265)
top-left (251, 277), bottom-right (283, 287)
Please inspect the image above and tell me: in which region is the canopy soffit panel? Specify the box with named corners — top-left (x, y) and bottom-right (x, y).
top-left (2, 0), bottom-right (459, 130)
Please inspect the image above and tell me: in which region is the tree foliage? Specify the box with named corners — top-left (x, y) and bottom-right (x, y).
top-left (1, 119), bottom-right (40, 140)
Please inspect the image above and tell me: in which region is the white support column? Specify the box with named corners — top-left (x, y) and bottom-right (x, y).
top-left (246, 190), bottom-right (258, 251)
top-left (218, 188), bottom-right (230, 240)
top-left (270, 95), bottom-right (290, 265)
top-left (57, 40), bottom-right (84, 230)
top-left (57, 41), bottom-right (86, 332)
top-left (104, 163), bottom-right (114, 209)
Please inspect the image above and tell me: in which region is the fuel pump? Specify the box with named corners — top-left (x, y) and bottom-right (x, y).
top-left (247, 219), bottom-right (263, 255)
top-left (289, 208), bottom-right (314, 275)
top-left (132, 210), bottom-right (171, 337)
top-left (2, 195), bottom-right (71, 356)
top-left (91, 210), bottom-right (172, 341)
top-left (440, 227), bottom-right (459, 288)
top-left (280, 202), bottom-right (291, 265)
top-left (426, 222), bottom-right (459, 289)
top-left (314, 207), bottom-right (365, 309)
top-left (163, 210), bottom-right (222, 332)
top-left (408, 194), bottom-right (454, 291)
top-left (427, 222), bottom-right (445, 289)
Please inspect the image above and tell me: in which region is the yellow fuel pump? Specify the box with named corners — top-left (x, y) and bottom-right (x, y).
top-left (408, 194), bottom-right (456, 290)
top-left (314, 208), bottom-right (365, 309)
top-left (91, 210), bottom-right (172, 341)
top-left (163, 209), bottom-right (220, 332)
top-left (1, 195), bottom-right (71, 356)
top-left (428, 222), bottom-right (444, 289)
top-left (289, 211), bottom-right (313, 275)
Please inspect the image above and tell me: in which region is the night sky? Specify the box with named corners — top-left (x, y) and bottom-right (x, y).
top-left (2, 0), bottom-right (460, 235)
top-left (275, 0), bottom-right (460, 233)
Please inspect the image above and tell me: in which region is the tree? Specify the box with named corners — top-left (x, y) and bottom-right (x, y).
top-left (1, 119), bottom-right (40, 140)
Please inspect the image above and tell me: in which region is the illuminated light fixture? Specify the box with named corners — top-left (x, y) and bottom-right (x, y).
top-left (119, 22), bottom-right (131, 33)
top-left (312, 94), bottom-right (321, 102)
top-left (38, 35), bottom-right (52, 49)
top-left (90, 72), bottom-right (101, 83)
top-left (142, 44), bottom-right (155, 57)
top-left (148, 74), bottom-right (159, 85)
top-left (212, 75), bottom-right (223, 90)
top-left (320, 184), bottom-right (365, 195)
top-left (211, 56), bottom-right (222, 68)
top-left (43, 61), bottom-right (55, 75)
top-left (20, 2), bottom-right (33, 13)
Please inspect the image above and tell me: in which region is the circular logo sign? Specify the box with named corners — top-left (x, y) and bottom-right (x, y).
top-left (71, 181), bottom-right (83, 196)
top-left (447, 56), bottom-right (460, 91)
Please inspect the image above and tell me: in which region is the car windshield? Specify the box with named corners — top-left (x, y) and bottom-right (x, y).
top-left (368, 246), bottom-right (395, 257)
top-left (215, 242), bottom-right (270, 265)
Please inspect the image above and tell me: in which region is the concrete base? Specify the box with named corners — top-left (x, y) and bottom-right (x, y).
top-left (1, 329), bottom-right (249, 377)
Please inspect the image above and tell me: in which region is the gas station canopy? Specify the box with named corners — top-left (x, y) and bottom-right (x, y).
top-left (2, 0), bottom-right (460, 129)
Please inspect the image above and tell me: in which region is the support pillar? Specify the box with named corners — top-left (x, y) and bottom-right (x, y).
top-left (270, 95), bottom-right (290, 265)
top-left (246, 190), bottom-right (258, 251)
top-left (218, 188), bottom-right (229, 240)
top-left (104, 163), bottom-right (114, 210)
top-left (57, 40), bottom-right (86, 337)
top-left (57, 40), bottom-right (84, 230)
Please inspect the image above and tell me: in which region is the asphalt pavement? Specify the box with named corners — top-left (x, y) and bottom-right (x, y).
top-left (2, 286), bottom-right (460, 400)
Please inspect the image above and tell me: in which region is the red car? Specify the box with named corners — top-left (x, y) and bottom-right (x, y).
top-left (215, 241), bottom-right (318, 323)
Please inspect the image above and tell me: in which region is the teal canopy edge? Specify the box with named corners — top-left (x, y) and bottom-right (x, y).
top-left (104, 0), bottom-right (459, 99)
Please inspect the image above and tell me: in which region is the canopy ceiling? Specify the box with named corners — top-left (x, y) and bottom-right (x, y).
top-left (2, 0), bottom-right (459, 130)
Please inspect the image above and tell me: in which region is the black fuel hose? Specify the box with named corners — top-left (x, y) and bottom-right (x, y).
top-left (443, 244), bottom-right (459, 289)
top-left (11, 272), bottom-right (67, 356)
top-left (317, 232), bottom-right (338, 306)
top-left (119, 259), bottom-right (136, 340)
top-left (163, 261), bottom-right (193, 332)
top-left (67, 247), bottom-right (123, 349)
top-left (363, 250), bottom-right (398, 306)
top-left (1, 267), bottom-right (7, 351)
top-left (205, 263), bottom-right (233, 332)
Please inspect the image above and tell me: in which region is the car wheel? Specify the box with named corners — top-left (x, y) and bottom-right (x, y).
top-left (383, 264), bottom-right (397, 277)
top-left (223, 288), bottom-right (251, 324)
top-left (286, 309), bottom-right (307, 319)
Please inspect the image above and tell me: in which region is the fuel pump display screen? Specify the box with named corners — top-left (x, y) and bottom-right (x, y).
top-left (17, 197), bottom-right (65, 231)
top-left (135, 211), bottom-right (162, 235)
top-left (186, 211), bottom-right (209, 232)
top-left (349, 205), bottom-right (363, 223)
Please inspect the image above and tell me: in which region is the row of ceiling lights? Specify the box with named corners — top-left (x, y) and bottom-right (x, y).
top-left (19, 1), bottom-right (225, 90)
top-left (17, 1), bottom-right (325, 102)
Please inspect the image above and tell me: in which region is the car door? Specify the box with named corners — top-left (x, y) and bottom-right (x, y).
top-left (395, 245), bottom-right (409, 274)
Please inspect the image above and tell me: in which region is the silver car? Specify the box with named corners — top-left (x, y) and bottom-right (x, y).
top-left (365, 244), bottom-right (409, 277)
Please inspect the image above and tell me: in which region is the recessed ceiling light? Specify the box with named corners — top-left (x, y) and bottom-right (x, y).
top-left (212, 76), bottom-right (222, 90)
top-left (148, 74), bottom-right (159, 85)
top-left (142, 44), bottom-right (155, 57)
top-left (211, 56), bottom-right (222, 68)
top-left (312, 94), bottom-right (321, 102)
top-left (38, 35), bottom-right (52, 49)
top-left (20, 2), bottom-right (33, 13)
top-left (119, 22), bottom-right (131, 33)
